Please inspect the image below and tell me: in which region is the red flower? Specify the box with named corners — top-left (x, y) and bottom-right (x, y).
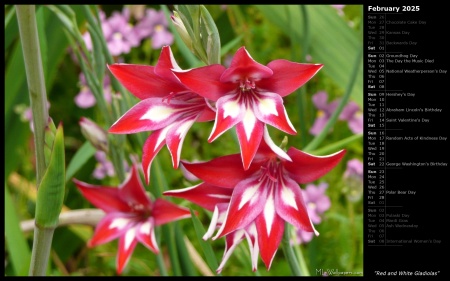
top-left (173, 46), bottom-right (323, 169)
top-left (73, 165), bottom-right (192, 274)
top-left (164, 140), bottom-right (345, 272)
top-left (108, 46), bottom-right (215, 184)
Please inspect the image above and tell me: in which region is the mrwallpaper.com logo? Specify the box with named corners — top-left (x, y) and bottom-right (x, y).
top-left (316, 268), bottom-right (363, 276)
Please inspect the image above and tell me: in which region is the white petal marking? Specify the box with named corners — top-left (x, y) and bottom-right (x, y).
top-left (140, 105), bottom-right (177, 122)
top-left (216, 230), bottom-right (245, 274)
top-left (238, 182), bottom-right (261, 210)
top-left (208, 194), bottom-right (232, 200)
top-left (257, 97), bottom-right (278, 116)
top-left (263, 191), bottom-right (276, 235)
top-left (223, 99), bottom-right (241, 119)
top-left (175, 119), bottom-right (195, 138)
top-left (242, 108), bottom-right (257, 141)
top-left (109, 218), bottom-right (131, 230)
top-left (155, 125), bottom-right (172, 151)
top-left (263, 126), bottom-right (292, 161)
top-left (124, 227), bottom-right (137, 250)
top-left (244, 224), bottom-right (259, 271)
top-left (281, 182), bottom-right (298, 210)
top-left (139, 221), bottom-right (152, 235)
top-left (203, 206), bottom-right (220, 240)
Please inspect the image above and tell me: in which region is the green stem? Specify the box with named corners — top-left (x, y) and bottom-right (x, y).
top-left (16, 5), bottom-right (48, 186)
top-left (155, 227), bottom-right (168, 276)
top-left (347, 198), bottom-right (356, 271)
top-left (297, 5), bottom-right (311, 147)
top-left (163, 224), bottom-right (182, 276)
top-left (16, 5), bottom-right (55, 276)
top-left (309, 133), bottom-right (363, 155)
top-left (304, 47), bottom-right (363, 152)
top-left (294, 244), bottom-right (310, 276)
top-left (282, 223), bottom-right (302, 276)
top-left (28, 227), bottom-right (55, 276)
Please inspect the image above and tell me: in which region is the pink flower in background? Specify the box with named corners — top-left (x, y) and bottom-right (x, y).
top-left (164, 137), bottom-right (345, 272)
top-left (91, 151), bottom-right (132, 180)
top-left (83, 8), bottom-right (140, 56)
top-left (293, 183), bottom-right (331, 245)
top-left (73, 165), bottom-right (193, 274)
top-left (92, 151), bottom-right (116, 179)
top-left (134, 8), bottom-right (174, 49)
top-left (310, 91), bottom-right (363, 135)
top-left (309, 91), bottom-right (339, 136)
top-left (75, 73), bottom-right (112, 109)
top-left (344, 158), bottom-right (363, 180)
top-left (340, 101), bottom-right (363, 134)
top-left (174, 46), bottom-right (323, 169)
top-left (331, 5), bottom-right (345, 16)
top-left (343, 158), bottom-right (363, 202)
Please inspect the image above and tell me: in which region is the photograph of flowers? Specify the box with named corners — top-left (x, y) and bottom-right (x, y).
top-left (4, 4), bottom-right (364, 276)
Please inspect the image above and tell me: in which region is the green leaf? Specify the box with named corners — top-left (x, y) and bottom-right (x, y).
top-left (200, 5), bottom-right (220, 65)
top-left (256, 5), bottom-right (363, 107)
top-left (175, 223), bottom-right (198, 276)
top-left (65, 141), bottom-right (96, 182)
top-left (309, 133), bottom-right (363, 155)
top-left (221, 34), bottom-right (243, 56)
top-left (4, 184), bottom-right (31, 276)
top-left (35, 123), bottom-right (66, 228)
top-left (190, 209), bottom-right (219, 274)
top-left (5, 5), bottom-right (19, 51)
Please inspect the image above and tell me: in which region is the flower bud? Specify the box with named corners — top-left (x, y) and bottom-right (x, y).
top-left (171, 11), bottom-right (193, 52)
top-left (79, 117), bottom-right (109, 153)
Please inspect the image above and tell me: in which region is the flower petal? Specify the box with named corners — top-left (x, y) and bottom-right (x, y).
top-left (154, 45), bottom-right (182, 84)
top-left (243, 223), bottom-right (260, 272)
top-left (73, 179), bottom-right (130, 213)
top-left (118, 165), bottom-right (152, 208)
top-left (235, 112), bottom-right (264, 170)
top-left (109, 98), bottom-right (184, 134)
top-left (108, 64), bottom-right (186, 100)
top-left (196, 99), bottom-right (217, 122)
top-left (152, 198), bottom-right (192, 226)
top-left (89, 212), bottom-right (136, 247)
top-left (116, 225), bottom-right (139, 274)
top-left (312, 91), bottom-right (329, 110)
top-left (163, 182), bottom-right (233, 212)
top-left (309, 114), bottom-right (329, 136)
top-left (208, 94), bottom-right (245, 142)
top-left (173, 65), bottom-right (235, 101)
top-left (275, 175), bottom-right (317, 234)
top-left (135, 219), bottom-right (159, 254)
top-left (166, 116), bottom-right (197, 169)
top-left (214, 176), bottom-right (268, 238)
top-left (262, 126), bottom-right (292, 162)
top-left (283, 149), bottom-right (346, 184)
top-left (255, 195), bottom-right (284, 270)
top-left (203, 203), bottom-right (228, 240)
top-left (252, 91), bottom-right (296, 135)
top-left (180, 154), bottom-right (258, 188)
top-left (220, 46), bottom-right (273, 83)
top-left (216, 229), bottom-right (246, 274)
top-left (339, 101), bottom-right (360, 120)
top-left (142, 127), bottom-right (169, 184)
top-left (258, 61), bottom-right (323, 97)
